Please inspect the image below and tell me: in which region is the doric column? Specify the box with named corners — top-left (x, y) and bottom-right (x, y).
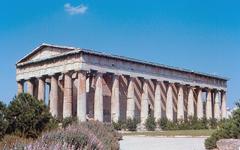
top-left (177, 85), bottom-right (184, 120)
top-left (187, 87), bottom-right (194, 118)
top-left (50, 75), bottom-right (59, 117)
top-left (206, 90), bottom-right (212, 119)
top-left (63, 73), bottom-right (73, 118)
top-left (94, 73), bottom-right (103, 121)
top-left (26, 79), bottom-right (34, 96)
top-left (221, 91), bottom-right (227, 119)
top-left (166, 83), bottom-right (173, 121)
top-left (141, 79), bottom-right (149, 124)
top-left (38, 78), bottom-right (45, 101)
top-left (154, 81), bottom-right (161, 121)
top-left (214, 91), bottom-right (221, 120)
top-left (197, 89), bottom-right (203, 119)
top-left (77, 71), bottom-right (87, 122)
top-left (127, 77), bottom-right (135, 119)
top-left (17, 81), bottom-right (24, 94)
top-left (111, 75), bottom-right (120, 122)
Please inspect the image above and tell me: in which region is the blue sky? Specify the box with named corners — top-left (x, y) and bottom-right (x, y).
top-left (0, 0), bottom-right (240, 108)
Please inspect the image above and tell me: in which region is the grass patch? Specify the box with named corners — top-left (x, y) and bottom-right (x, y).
top-left (122, 129), bottom-right (216, 137)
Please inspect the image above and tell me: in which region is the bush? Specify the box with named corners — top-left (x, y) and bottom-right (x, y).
top-left (112, 120), bottom-right (125, 131)
top-left (16, 121), bottom-right (121, 150)
top-left (81, 121), bottom-right (122, 147)
top-left (126, 118), bottom-right (138, 131)
top-left (5, 93), bottom-right (52, 138)
top-left (158, 117), bottom-right (218, 131)
top-left (209, 118), bottom-right (218, 129)
top-left (205, 100), bottom-right (240, 149)
top-left (0, 135), bottom-right (34, 150)
top-left (145, 115), bottom-right (156, 131)
top-left (158, 118), bottom-right (168, 130)
top-left (45, 117), bottom-right (59, 131)
top-left (158, 118), bottom-right (176, 130)
top-left (0, 101), bottom-right (8, 140)
top-left (62, 116), bottom-right (77, 129)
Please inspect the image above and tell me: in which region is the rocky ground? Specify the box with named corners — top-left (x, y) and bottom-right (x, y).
top-left (120, 136), bottom-right (206, 150)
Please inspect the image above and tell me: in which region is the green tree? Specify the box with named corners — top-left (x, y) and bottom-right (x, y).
top-left (205, 100), bottom-right (240, 149)
top-left (0, 101), bottom-right (8, 140)
top-left (6, 93), bottom-right (51, 138)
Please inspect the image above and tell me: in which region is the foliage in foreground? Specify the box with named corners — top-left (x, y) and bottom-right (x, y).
top-left (145, 115), bottom-right (157, 131)
top-left (0, 135), bottom-right (34, 150)
top-left (0, 101), bottom-right (8, 140)
top-left (5, 93), bottom-right (52, 138)
top-left (62, 116), bottom-right (77, 129)
top-left (14, 121), bottom-right (121, 150)
top-left (205, 101), bottom-right (240, 149)
top-left (126, 118), bottom-right (139, 131)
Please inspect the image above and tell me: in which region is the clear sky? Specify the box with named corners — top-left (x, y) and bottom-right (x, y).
top-left (0, 0), bottom-right (239, 108)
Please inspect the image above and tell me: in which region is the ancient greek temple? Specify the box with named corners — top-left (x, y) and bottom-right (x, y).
top-left (16, 44), bottom-right (228, 124)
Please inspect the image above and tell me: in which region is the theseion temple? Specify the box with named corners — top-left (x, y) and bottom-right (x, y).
top-left (16, 44), bottom-right (228, 124)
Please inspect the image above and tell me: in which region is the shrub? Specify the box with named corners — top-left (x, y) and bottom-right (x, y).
top-left (16, 121), bottom-right (121, 150)
top-left (0, 135), bottom-right (34, 150)
top-left (0, 101), bottom-right (8, 141)
top-left (45, 117), bottom-right (59, 131)
top-left (209, 118), bottom-right (218, 129)
top-left (205, 100), bottom-right (240, 149)
top-left (204, 131), bottom-right (219, 149)
top-left (145, 115), bottom-right (156, 131)
top-left (112, 120), bottom-right (125, 131)
top-left (188, 116), bottom-right (208, 130)
top-left (5, 93), bottom-right (51, 138)
top-left (158, 118), bottom-right (176, 130)
top-left (158, 117), bottom-right (217, 131)
top-left (158, 118), bottom-right (168, 130)
top-left (126, 118), bottom-right (138, 131)
top-left (62, 116), bottom-right (77, 129)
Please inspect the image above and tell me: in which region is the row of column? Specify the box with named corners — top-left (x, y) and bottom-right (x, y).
top-left (17, 71), bottom-right (227, 123)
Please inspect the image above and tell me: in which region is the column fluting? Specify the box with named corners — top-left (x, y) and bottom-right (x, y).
top-left (166, 83), bottom-right (173, 121)
top-left (94, 73), bottom-right (103, 121)
top-left (177, 85), bottom-right (184, 120)
top-left (63, 73), bottom-right (73, 118)
top-left (127, 77), bottom-right (135, 119)
top-left (50, 75), bottom-right (59, 117)
top-left (77, 71), bottom-right (87, 122)
top-left (111, 75), bottom-right (120, 122)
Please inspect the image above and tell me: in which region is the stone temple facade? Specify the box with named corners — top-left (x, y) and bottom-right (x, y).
top-left (16, 43), bottom-right (228, 124)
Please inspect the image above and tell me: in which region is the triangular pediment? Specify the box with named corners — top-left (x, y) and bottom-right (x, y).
top-left (17, 44), bottom-right (75, 64)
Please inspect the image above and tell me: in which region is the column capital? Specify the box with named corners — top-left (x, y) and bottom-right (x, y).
top-left (112, 74), bottom-right (120, 80)
top-left (95, 72), bottom-right (104, 78)
top-left (221, 90), bottom-right (227, 94)
top-left (112, 73), bottom-right (121, 77)
top-left (206, 88), bottom-right (212, 92)
top-left (76, 69), bottom-right (88, 74)
top-left (63, 70), bottom-right (74, 75)
top-left (17, 79), bottom-right (24, 83)
top-left (156, 80), bottom-right (163, 83)
top-left (168, 82), bottom-right (175, 87)
top-left (142, 78), bottom-right (150, 83)
top-left (36, 76), bottom-right (46, 80)
top-left (129, 76), bottom-right (136, 81)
